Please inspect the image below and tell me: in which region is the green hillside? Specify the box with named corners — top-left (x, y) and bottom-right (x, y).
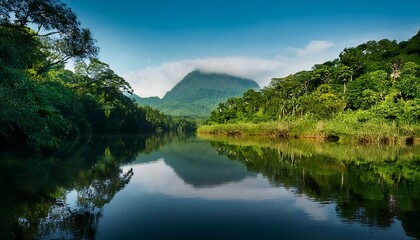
top-left (200, 31), bottom-right (420, 143)
top-left (135, 70), bottom-right (260, 119)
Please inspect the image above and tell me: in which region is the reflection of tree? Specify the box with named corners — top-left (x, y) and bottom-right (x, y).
top-left (144, 133), bottom-right (193, 154)
top-left (210, 140), bottom-right (420, 239)
top-left (0, 134), bottom-right (148, 239)
top-left (32, 167), bottom-right (134, 240)
top-left (76, 167), bottom-right (133, 209)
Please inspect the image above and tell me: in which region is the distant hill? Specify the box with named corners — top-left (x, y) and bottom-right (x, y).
top-left (133, 70), bottom-right (260, 118)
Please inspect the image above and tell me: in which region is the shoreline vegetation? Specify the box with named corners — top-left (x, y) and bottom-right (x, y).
top-left (0, 1), bottom-right (196, 149)
top-left (199, 32), bottom-right (420, 145)
top-left (197, 120), bottom-right (420, 145)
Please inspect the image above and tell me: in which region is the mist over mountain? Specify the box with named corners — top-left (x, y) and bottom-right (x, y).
top-left (133, 70), bottom-right (260, 118)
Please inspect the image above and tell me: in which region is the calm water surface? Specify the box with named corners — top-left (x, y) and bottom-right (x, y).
top-left (1, 134), bottom-right (419, 239)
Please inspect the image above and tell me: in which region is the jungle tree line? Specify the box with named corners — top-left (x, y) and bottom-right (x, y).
top-left (0, 0), bottom-right (195, 148)
top-left (209, 32), bottom-right (420, 125)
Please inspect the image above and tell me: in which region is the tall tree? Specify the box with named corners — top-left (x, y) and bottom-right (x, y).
top-left (0, 0), bottom-right (98, 70)
top-left (74, 58), bottom-right (133, 117)
top-left (339, 47), bottom-right (366, 77)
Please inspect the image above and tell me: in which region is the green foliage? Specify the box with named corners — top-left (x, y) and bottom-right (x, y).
top-left (0, 25), bottom-right (43, 69)
top-left (0, 0), bottom-right (98, 68)
top-left (346, 70), bottom-right (389, 109)
top-left (198, 122), bottom-right (290, 137)
top-left (301, 84), bottom-right (346, 119)
top-left (400, 31), bottom-right (420, 55)
top-left (339, 47), bottom-right (366, 77)
top-left (0, 1), bottom-right (195, 149)
top-left (397, 62), bottom-right (420, 99)
top-left (323, 114), bottom-right (419, 144)
top-left (141, 106), bottom-right (197, 133)
top-left (205, 31), bottom-right (420, 142)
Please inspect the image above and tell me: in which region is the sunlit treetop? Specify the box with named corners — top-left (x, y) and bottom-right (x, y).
top-left (0, 0), bottom-right (98, 66)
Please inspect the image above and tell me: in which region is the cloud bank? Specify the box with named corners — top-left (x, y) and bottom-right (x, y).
top-left (123, 40), bottom-right (339, 98)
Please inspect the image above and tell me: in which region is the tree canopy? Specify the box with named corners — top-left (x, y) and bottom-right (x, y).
top-left (0, 0), bottom-right (195, 149)
top-left (208, 31), bottom-right (420, 127)
top-left (0, 0), bottom-right (98, 67)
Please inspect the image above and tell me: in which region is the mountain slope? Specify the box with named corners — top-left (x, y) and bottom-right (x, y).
top-left (135, 70), bottom-right (260, 118)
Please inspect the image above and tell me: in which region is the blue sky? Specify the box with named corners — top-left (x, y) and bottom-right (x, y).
top-left (62, 0), bottom-right (420, 97)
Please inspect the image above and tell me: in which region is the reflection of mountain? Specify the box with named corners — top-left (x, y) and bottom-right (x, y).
top-left (135, 139), bottom-right (256, 187)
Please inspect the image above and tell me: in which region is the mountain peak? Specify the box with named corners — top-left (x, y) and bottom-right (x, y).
top-left (163, 70), bottom-right (259, 101)
top-left (136, 71), bottom-right (260, 118)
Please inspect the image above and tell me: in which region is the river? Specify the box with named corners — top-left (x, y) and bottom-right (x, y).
top-left (1, 134), bottom-right (419, 239)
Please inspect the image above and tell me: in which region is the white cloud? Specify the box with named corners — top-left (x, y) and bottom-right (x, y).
top-left (123, 40), bottom-right (338, 98)
top-left (294, 40), bottom-right (334, 57)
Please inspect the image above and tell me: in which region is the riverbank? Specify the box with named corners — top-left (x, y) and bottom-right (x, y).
top-left (197, 120), bottom-right (420, 145)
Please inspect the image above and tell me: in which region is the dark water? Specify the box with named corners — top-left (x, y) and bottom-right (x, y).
top-left (1, 134), bottom-right (419, 239)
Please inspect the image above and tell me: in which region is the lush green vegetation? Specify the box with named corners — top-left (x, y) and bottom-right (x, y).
top-left (202, 33), bottom-right (420, 143)
top-left (198, 119), bottom-right (419, 144)
top-left (0, 0), bottom-right (195, 149)
top-left (134, 70), bottom-right (260, 119)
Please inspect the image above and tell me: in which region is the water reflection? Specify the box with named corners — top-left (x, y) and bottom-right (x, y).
top-left (202, 135), bottom-right (420, 239)
top-left (134, 139), bottom-right (256, 187)
top-left (127, 160), bottom-right (328, 222)
top-left (30, 168), bottom-right (133, 240)
top-left (126, 139), bottom-right (329, 221)
top-left (0, 134), bottom-right (160, 239)
top-left (1, 134), bottom-right (419, 239)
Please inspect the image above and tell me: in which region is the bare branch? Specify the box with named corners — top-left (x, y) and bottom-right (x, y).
top-left (37, 31), bottom-right (60, 37)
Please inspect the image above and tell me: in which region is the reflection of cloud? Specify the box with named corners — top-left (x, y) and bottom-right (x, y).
top-left (125, 159), bottom-right (283, 201)
top-left (122, 160), bottom-right (328, 221)
top-left (295, 197), bottom-right (328, 221)
top-left (123, 40), bottom-right (338, 97)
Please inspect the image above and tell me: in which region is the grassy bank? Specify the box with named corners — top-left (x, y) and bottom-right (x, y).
top-left (197, 119), bottom-right (420, 145)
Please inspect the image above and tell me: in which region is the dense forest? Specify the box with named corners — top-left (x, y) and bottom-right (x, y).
top-left (204, 32), bottom-right (420, 143)
top-left (0, 0), bottom-right (195, 149)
